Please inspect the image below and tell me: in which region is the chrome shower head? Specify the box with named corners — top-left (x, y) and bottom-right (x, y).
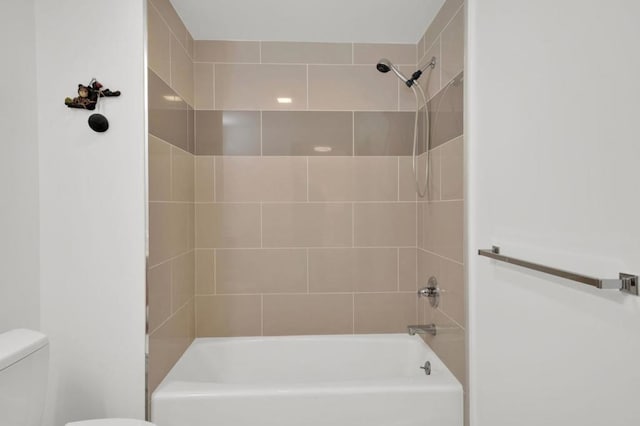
top-left (376, 58), bottom-right (409, 84)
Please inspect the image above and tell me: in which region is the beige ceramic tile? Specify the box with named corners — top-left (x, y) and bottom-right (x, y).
top-left (195, 203), bottom-right (261, 248)
top-left (195, 111), bottom-right (261, 155)
top-left (185, 30), bottom-right (194, 59)
top-left (147, 2), bottom-right (171, 83)
top-left (308, 157), bottom-right (398, 201)
top-left (196, 295), bottom-right (261, 337)
top-left (187, 107), bottom-right (194, 154)
top-left (353, 43), bottom-right (416, 65)
top-left (261, 41), bottom-right (352, 64)
top-left (194, 63), bottom-right (214, 110)
top-left (171, 251), bottom-right (194, 312)
top-left (262, 111), bottom-right (353, 156)
top-left (263, 294), bottom-right (353, 335)
top-left (147, 262), bottom-right (171, 332)
top-left (354, 203), bottom-right (416, 247)
top-left (441, 7), bottom-right (465, 85)
top-left (440, 136), bottom-right (463, 200)
top-left (308, 65), bottom-right (397, 110)
top-left (195, 249), bottom-right (215, 295)
top-left (195, 40), bottom-right (260, 63)
top-left (428, 72), bottom-right (463, 148)
top-left (148, 70), bottom-right (188, 151)
top-left (148, 299), bottom-right (194, 392)
top-left (170, 35), bottom-right (194, 107)
top-left (215, 64), bottom-right (307, 110)
top-left (148, 135), bottom-right (171, 202)
top-left (420, 200), bottom-right (463, 262)
top-left (354, 293), bottom-right (417, 333)
top-left (398, 156), bottom-right (417, 201)
top-left (148, 202), bottom-right (172, 265)
top-left (215, 156), bottom-right (307, 202)
top-left (438, 258), bottom-right (465, 326)
top-left (354, 112), bottom-right (415, 155)
top-left (415, 149), bottom-right (441, 202)
top-left (216, 249), bottom-right (307, 294)
top-left (171, 146), bottom-right (194, 202)
top-left (423, 0), bottom-right (464, 52)
top-left (262, 203), bottom-right (352, 248)
top-left (308, 248), bottom-right (398, 293)
top-left (399, 248), bottom-right (417, 291)
top-left (422, 309), bottom-right (466, 386)
top-left (149, 0), bottom-right (188, 50)
top-left (418, 34), bottom-right (426, 63)
top-left (194, 156), bottom-right (215, 202)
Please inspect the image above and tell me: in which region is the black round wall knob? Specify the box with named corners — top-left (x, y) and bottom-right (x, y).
top-left (88, 113), bottom-right (109, 132)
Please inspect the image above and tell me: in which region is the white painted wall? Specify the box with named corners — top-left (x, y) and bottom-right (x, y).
top-left (467, 1), bottom-right (640, 425)
top-left (0, 0), bottom-right (40, 333)
top-left (35, 1), bottom-right (147, 424)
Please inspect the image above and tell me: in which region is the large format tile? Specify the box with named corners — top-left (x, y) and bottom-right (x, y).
top-left (196, 295), bottom-right (261, 337)
top-left (354, 293), bottom-right (416, 333)
top-left (195, 203), bottom-right (261, 248)
top-left (148, 135), bottom-right (171, 202)
top-left (262, 203), bottom-right (352, 247)
top-left (263, 294), bottom-right (353, 335)
top-left (420, 200), bottom-right (464, 262)
top-left (308, 65), bottom-right (397, 110)
top-left (195, 111), bottom-right (260, 155)
top-left (194, 156), bottom-right (215, 202)
top-left (216, 249), bottom-right (307, 294)
top-left (194, 63), bottom-right (214, 110)
top-left (215, 156), bottom-right (307, 202)
top-left (308, 157), bottom-right (398, 201)
top-left (353, 43), bottom-right (416, 65)
top-left (261, 41), bottom-right (352, 64)
top-left (354, 203), bottom-right (416, 247)
top-left (147, 2), bottom-right (170, 83)
top-left (148, 70), bottom-right (188, 151)
top-left (215, 64), bottom-right (307, 110)
top-left (354, 112), bottom-right (415, 155)
top-left (147, 262), bottom-right (171, 332)
top-left (148, 202), bottom-right (192, 265)
top-left (195, 249), bottom-right (215, 295)
top-left (440, 6), bottom-right (465, 85)
top-left (423, 0), bottom-right (464, 52)
top-left (171, 251), bottom-right (194, 311)
top-left (440, 136), bottom-right (463, 200)
top-left (149, 0), bottom-right (189, 51)
top-left (308, 248), bottom-right (398, 293)
top-left (171, 146), bottom-right (194, 202)
top-left (195, 40), bottom-right (260, 63)
top-left (428, 72), bottom-right (463, 148)
top-left (262, 111), bottom-right (353, 156)
top-left (170, 35), bottom-right (194, 107)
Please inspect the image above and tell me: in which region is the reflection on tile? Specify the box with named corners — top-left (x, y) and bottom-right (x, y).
top-left (195, 111), bottom-right (260, 155)
top-left (261, 42), bottom-right (352, 64)
top-left (215, 64), bottom-right (307, 110)
top-left (354, 293), bottom-right (416, 333)
top-left (428, 72), bottom-right (463, 148)
top-left (354, 203), bottom-right (416, 247)
top-left (441, 6), bottom-right (464, 85)
top-left (195, 40), bottom-right (260, 63)
top-left (353, 43), bottom-right (416, 65)
top-left (196, 295), bottom-right (261, 337)
top-left (308, 65), bottom-right (397, 110)
top-left (263, 294), bottom-right (353, 335)
top-left (194, 63), bottom-right (214, 110)
top-left (148, 70), bottom-right (188, 151)
top-left (195, 203), bottom-right (261, 248)
top-left (262, 111), bottom-right (353, 156)
top-left (147, 2), bottom-right (170, 83)
top-left (308, 248), bottom-right (398, 293)
top-left (216, 249), bottom-right (307, 294)
top-left (354, 112), bottom-right (415, 155)
top-left (262, 203), bottom-right (352, 247)
top-left (308, 157), bottom-right (398, 201)
top-left (215, 156), bottom-right (307, 202)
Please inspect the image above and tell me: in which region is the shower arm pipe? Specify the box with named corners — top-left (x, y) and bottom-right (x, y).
top-left (407, 57), bottom-right (436, 87)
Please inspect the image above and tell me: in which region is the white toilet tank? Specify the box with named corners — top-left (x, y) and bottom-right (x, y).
top-left (0, 329), bottom-right (49, 426)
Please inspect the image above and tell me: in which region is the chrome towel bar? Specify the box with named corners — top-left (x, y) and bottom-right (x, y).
top-left (478, 246), bottom-right (638, 296)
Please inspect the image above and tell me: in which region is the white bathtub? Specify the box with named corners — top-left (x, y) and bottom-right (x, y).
top-left (151, 334), bottom-right (462, 426)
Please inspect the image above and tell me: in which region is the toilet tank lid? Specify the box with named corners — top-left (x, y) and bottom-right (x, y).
top-left (0, 329), bottom-right (48, 371)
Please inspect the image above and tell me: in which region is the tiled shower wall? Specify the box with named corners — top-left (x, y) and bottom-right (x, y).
top-left (146, 0), bottom-right (195, 392)
top-left (416, 0), bottom-right (466, 392)
top-left (192, 41), bottom-right (423, 337)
